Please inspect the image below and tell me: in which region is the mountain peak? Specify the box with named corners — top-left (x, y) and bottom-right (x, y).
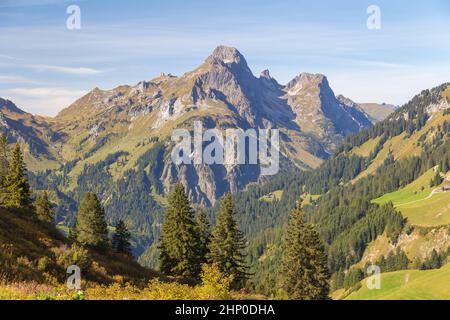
top-left (260, 69), bottom-right (272, 79)
top-left (286, 73), bottom-right (327, 89)
top-left (206, 45), bottom-right (246, 66)
top-left (0, 97), bottom-right (25, 115)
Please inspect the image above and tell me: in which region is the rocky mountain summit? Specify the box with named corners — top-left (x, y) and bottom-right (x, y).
top-left (1, 46), bottom-right (375, 207)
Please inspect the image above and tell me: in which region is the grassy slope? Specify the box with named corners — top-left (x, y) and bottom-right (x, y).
top-left (0, 207), bottom-right (155, 284)
top-left (372, 168), bottom-right (450, 226)
top-left (373, 168), bottom-right (437, 206)
top-left (398, 193), bottom-right (450, 226)
top-left (350, 136), bottom-right (381, 158)
top-left (0, 208), bottom-right (258, 301)
top-left (344, 263), bottom-right (450, 300)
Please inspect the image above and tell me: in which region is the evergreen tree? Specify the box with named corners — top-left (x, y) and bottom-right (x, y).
top-left (159, 183), bottom-right (201, 278)
top-left (208, 193), bottom-right (248, 289)
top-left (0, 134), bottom-right (8, 203)
top-left (4, 143), bottom-right (32, 209)
top-left (430, 170), bottom-right (443, 187)
top-left (196, 208), bottom-right (210, 264)
top-left (421, 249), bottom-right (442, 270)
top-left (343, 268), bottom-right (364, 290)
top-left (35, 191), bottom-right (54, 223)
top-left (279, 201), bottom-right (330, 300)
top-left (75, 192), bottom-right (109, 249)
top-left (112, 219), bottom-right (132, 256)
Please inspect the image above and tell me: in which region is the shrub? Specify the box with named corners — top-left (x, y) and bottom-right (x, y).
top-left (37, 257), bottom-right (52, 272)
top-left (197, 264), bottom-right (233, 300)
top-left (53, 244), bottom-right (92, 271)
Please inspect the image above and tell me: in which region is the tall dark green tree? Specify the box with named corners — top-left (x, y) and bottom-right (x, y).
top-left (279, 201), bottom-right (330, 300)
top-left (35, 190), bottom-right (54, 223)
top-left (0, 134), bottom-right (8, 204)
top-left (430, 169), bottom-right (443, 187)
top-left (208, 193), bottom-right (248, 289)
top-left (75, 192), bottom-right (109, 249)
top-left (159, 183), bottom-right (201, 278)
top-left (4, 143), bottom-right (32, 209)
top-left (196, 208), bottom-right (210, 264)
top-left (112, 219), bottom-right (132, 256)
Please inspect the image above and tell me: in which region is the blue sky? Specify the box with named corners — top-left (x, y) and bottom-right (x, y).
top-left (0, 0), bottom-right (449, 116)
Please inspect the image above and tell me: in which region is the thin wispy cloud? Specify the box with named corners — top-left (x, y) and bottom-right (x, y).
top-left (0, 75), bottom-right (38, 84)
top-left (3, 87), bottom-right (87, 116)
top-left (0, 54), bottom-right (103, 75)
top-left (27, 64), bottom-right (103, 75)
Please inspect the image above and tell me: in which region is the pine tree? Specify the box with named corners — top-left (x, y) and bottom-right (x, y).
top-left (159, 183), bottom-right (201, 278)
top-left (430, 170), bottom-right (443, 187)
top-left (279, 201), bottom-right (330, 300)
top-left (196, 208), bottom-right (210, 264)
top-left (0, 134), bottom-right (8, 203)
top-left (35, 191), bottom-right (54, 223)
top-left (4, 143), bottom-right (32, 209)
top-left (75, 192), bottom-right (109, 249)
top-left (208, 193), bottom-right (248, 289)
top-left (112, 219), bottom-right (132, 256)
top-left (427, 249), bottom-right (442, 270)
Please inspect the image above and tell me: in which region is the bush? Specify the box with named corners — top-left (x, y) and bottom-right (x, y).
top-left (53, 244), bottom-right (92, 271)
top-left (37, 257), bottom-right (52, 272)
top-left (197, 264), bottom-right (233, 300)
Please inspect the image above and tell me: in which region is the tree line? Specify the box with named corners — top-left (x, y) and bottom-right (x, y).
top-left (159, 182), bottom-right (330, 299)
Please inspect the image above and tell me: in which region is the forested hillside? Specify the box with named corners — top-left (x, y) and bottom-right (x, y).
top-left (226, 83), bottom-right (450, 295)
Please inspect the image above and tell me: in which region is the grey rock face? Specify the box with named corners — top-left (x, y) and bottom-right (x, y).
top-left (284, 73), bottom-right (372, 152)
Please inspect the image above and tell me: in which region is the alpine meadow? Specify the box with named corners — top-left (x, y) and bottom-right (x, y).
top-left (0, 0), bottom-right (449, 306)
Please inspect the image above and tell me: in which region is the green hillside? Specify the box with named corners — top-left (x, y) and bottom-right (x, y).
top-left (373, 168), bottom-right (437, 206)
top-left (398, 193), bottom-right (450, 226)
top-left (233, 83), bottom-right (450, 297)
top-left (343, 263), bottom-right (450, 300)
top-left (373, 168), bottom-right (450, 226)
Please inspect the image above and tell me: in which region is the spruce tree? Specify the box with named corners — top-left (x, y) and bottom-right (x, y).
top-left (430, 170), bottom-right (443, 187)
top-left (35, 191), bottom-right (54, 223)
top-left (208, 193), bottom-right (248, 289)
top-left (75, 192), bottom-right (109, 249)
top-left (196, 208), bottom-right (210, 264)
top-left (0, 134), bottom-right (8, 203)
top-left (4, 143), bottom-right (32, 209)
top-left (279, 201), bottom-right (330, 300)
top-left (159, 183), bottom-right (201, 278)
top-left (112, 219), bottom-right (132, 256)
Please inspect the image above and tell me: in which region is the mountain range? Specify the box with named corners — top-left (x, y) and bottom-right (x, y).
top-left (1, 46), bottom-right (400, 259)
top-left (1, 46), bottom-right (384, 205)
